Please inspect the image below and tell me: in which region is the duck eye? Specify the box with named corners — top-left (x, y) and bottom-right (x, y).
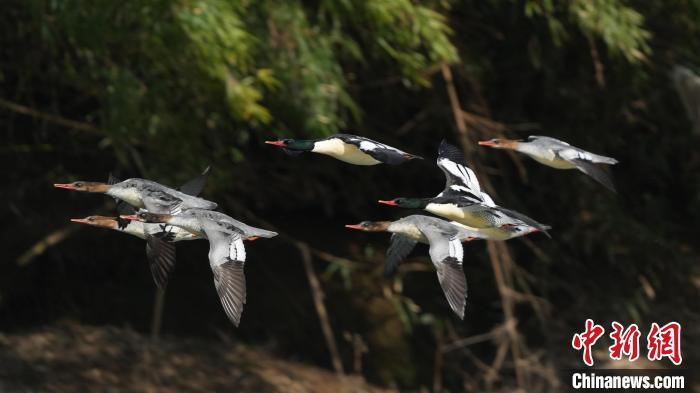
top-left (87, 217), bottom-right (95, 222)
top-left (75, 182), bottom-right (83, 187)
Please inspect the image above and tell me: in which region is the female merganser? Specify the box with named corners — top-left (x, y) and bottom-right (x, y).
top-left (265, 134), bottom-right (422, 165)
top-left (108, 167), bottom-right (211, 215)
top-left (70, 215), bottom-right (200, 288)
top-left (379, 141), bottom-right (550, 234)
top-left (478, 136), bottom-right (619, 192)
top-left (54, 178), bottom-right (217, 214)
top-left (345, 215), bottom-right (470, 319)
top-left (122, 209), bottom-right (278, 327)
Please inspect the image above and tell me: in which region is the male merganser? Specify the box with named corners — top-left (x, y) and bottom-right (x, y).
top-left (265, 134), bottom-right (422, 165)
top-left (122, 209), bottom-right (278, 327)
top-left (345, 215), bottom-right (470, 319)
top-left (379, 141), bottom-right (550, 234)
top-left (478, 136), bottom-right (619, 192)
top-left (54, 178), bottom-right (217, 214)
top-left (70, 215), bottom-right (200, 288)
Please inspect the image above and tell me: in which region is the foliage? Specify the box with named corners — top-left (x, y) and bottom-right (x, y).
top-left (1, 0), bottom-right (699, 391)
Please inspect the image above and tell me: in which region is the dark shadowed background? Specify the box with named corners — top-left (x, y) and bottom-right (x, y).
top-left (1, 1), bottom-right (698, 392)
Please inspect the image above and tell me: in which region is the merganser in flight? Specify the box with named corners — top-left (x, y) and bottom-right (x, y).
top-left (122, 209), bottom-right (278, 327)
top-left (265, 134), bottom-right (422, 165)
top-left (478, 136), bottom-right (619, 192)
top-left (54, 177), bottom-right (217, 214)
top-left (70, 215), bottom-right (200, 288)
top-left (379, 141), bottom-right (550, 234)
top-left (345, 215), bottom-right (470, 319)
top-left (108, 167), bottom-right (211, 215)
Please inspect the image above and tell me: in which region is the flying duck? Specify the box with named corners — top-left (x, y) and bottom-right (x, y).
top-left (379, 141), bottom-right (550, 234)
top-left (478, 136), bottom-right (619, 192)
top-left (122, 209), bottom-right (278, 327)
top-left (346, 215), bottom-right (470, 319)
top-left (70, 215), bottom-right (200, 288)
top-left (54, 177), bottom-right (217, 215)
top-left (265, 133), bottom-right (422, 165)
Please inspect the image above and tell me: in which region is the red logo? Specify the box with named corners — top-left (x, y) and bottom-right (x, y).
top-left (572, 321), bottom-right (682, 366)
top-left (609, 322), bottom-right (640, 361)
top-left (572, 319), bottom-right (605, 366)
top-left (647, 322), bottom-right (682, 365)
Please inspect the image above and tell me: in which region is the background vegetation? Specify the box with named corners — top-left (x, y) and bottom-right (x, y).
top-left (1, 0), bottom-right (698, 391)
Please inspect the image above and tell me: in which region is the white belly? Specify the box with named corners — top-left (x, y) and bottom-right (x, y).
top-left (426, 203), bottom-right (493, 228)
top-left (530, 154), bottom-right (576, 169)
top-left (313, 138), bottom-right (381, 165)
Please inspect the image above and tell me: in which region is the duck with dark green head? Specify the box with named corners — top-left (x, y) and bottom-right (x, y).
top-left (378, 140), bottom-right (551, 235)
top-left (265, 133), bottom-right (422, 165)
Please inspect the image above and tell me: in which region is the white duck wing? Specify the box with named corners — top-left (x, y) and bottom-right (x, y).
top-left (437, 141), bottom-right (496, 207)
top-left (384, 234), bottom-right (418, 277)
top-left (421, 225), bottom-right (467, 319)
top-left (202, 225), bottom-right (247, 327)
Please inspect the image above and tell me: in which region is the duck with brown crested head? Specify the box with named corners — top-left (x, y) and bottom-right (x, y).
top-left (122, 208), bottom-right (278, 327)
top-left (479, 135), bottom-right (619, 192)
top-left (346, 214), bottom-right (480, 319)
top-left (70, 215), bottom-right (200, 289)
top-left (54, 176), bottom-right (217, 214)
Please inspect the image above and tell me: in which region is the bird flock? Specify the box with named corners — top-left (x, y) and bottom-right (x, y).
top-left (55, 133), bottom-right (617, 326)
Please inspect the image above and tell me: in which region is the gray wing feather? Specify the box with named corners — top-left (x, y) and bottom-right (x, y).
top-left (435, 257), bottom-right (468, 319)
top-left (571, 159), bottom-right (617, 193)
top-left (384, 234), bottom-right (418, 277)
top-left (179, 166), bottom-right (210, 196)
top-left (145, 234), bottom-right (176, 289)
top-left (421, 225), bottom-right (467, 319)
top-left (212, 260), bottom-right (247, 327)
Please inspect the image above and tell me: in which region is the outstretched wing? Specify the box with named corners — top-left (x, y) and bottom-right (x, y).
top-left (179, 166), bottom-right (211, 196)
top-left (570, 159), bottom-right (617, 193)
top-left (212, 259), bottom-right (247, 327)
top-left (421, 225), bottom-right (467, 319)
top-left (145, 233), bottom-right (176, 289)
top-left (384, 234), bottom-right (418, 277)
top-left (435, 257), bottom-right (467, 319)
top-left (436, 141), bottom-right (496, 206)
top-left (202, 225), bottom-right (247, 327)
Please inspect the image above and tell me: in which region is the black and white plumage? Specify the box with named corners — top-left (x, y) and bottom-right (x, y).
top-left (425, 141), bottom-right (550, 233)
top-left (346, 215), bottom-right (470, 319)
top-left (671, 65), bottom-right (700, 134)
top-left (479, 136), bottom-right (619, 192)
top-left (265, 133), bottom-right (422, 165)
top-left (129, 209), bottom-right (277, 327)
